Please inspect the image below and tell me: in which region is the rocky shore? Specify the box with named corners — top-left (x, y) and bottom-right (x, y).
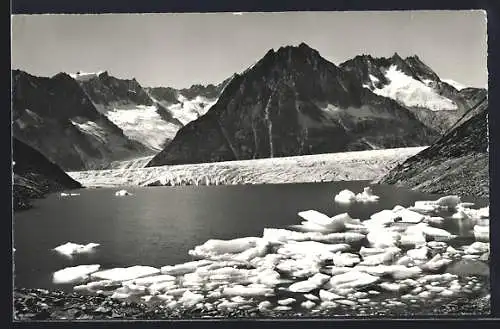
top-left (13, 288), bottom-right (490, 320)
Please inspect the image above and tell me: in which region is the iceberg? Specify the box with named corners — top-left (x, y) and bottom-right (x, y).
top-left (91, 266), bottom-right (160, 281)
top-left (366, 229), bottom-right (401, 248)
top-left (287, 273), bottom-right (330, 293)
top-left (319, 289), bottom-right (344, 301)
top-left (464, 242), bottom-right (489, 255)
top-left (161, 260), bottom-right (212, 275)
top-left (329, 270), bottom-right (379, 289)
top-left (301, 300), bottom-right (316, 309)
top-left (53, 264), bottom-right (101, 284)
top-left (222, 285), bottom-right (274, 297)
top-left (334, 189), bottom-right (357, 203)
top-left (359, 247), bottom-right (400, 266)
top-left (473, 225), bottom-right (489, 241)
top-left (277, 298), bottom-right (296, 306)
top-left (331, 252), bottom-right (361, 267)
top-left (355, 187), bottom-right (380, 203)
top-left (297, 210), bottom-right (346, 232)
top-left (277, 241), bottom-right (350, 260)
top-left (123, 274), bottom-right (176, 287)
top-left (179, 290), bottom-right (205, 308)
top-left (53, 242), bottom-right (100, 256)
top-left (189, 237), bottom-right (265, 259)
top-left (407, 246), bottom-right (430, 260)
top-left (421, 254), bottom-right (451, 272)
top-left (434, 195), bottom-right (462, 209)
top-left (392, 206), bottom-right (425, 224)
top-left (115, 189), bottom-right (132, 196)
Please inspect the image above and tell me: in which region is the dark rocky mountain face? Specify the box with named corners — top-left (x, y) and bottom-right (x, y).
top-left (77, 71), bottom-right (154, 110)
top-left (12, 137), bottom-right (82, 211)
top-left (12, 70), bottom-right (152, 171)
top-left (339, 54), bottom-right (481, 134)
top-left (147, 43), bottom-right (439, 167)
top-left (378, 99), bottom-right (489, 198)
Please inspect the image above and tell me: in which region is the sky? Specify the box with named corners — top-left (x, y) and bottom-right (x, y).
top-left (11, 11), bottom-right (488, 89)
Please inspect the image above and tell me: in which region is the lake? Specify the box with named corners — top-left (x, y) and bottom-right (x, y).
top-left (13, 181), bottom-right (490, 315)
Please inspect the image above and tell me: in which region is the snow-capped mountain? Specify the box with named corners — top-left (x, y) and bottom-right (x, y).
top-left (75, 71), bottom-right (184, 151)
top-left (12, 70), bottom-right (153, 171)
top-left (146, 43), bottom-right (439, 167)
top-left (339, 54), bottom-right (484, 134)
top-left (441, 79), bottom-right (467, 91)
top-left (146, 79), bottom-right (231, 126)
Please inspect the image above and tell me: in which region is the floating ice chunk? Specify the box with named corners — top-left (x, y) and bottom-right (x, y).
top-left (222, 285), bottom-right (274, 297)
top-left (53, 242), bottom-right (100, 256)
top-left (274, 305), bottom-right (292, 311)
top-left (161, 260), bottom-right (212, 275)
top-left (297, 210), bottom-right (346, 232)
top-left (262, 228), bottom-right (313, 243)
top-left (435, 195), bottom-right (462, 209)
top-left (319, 289), bottom-right (344, 301)
top-left (392, 206), bottom-right (425, 224)
top-left (421, 254), bottom-right (451, 272)
top-left (400, 230), bottom-right (426, 247)
top-left (287, 273), bottom-right (330, 293)
top-left (60, 192), bottom-right (80, 197)
top-left (179, 290), bottom-right (205, 308)
top-left (366, 229), bottom-right (401, 248)
top-left (141, 295), bottom-right (154, 302)
top-left (148, 281), bottom-right (177, 294)
top-left (331, 252), bottom-right (361, 267)
top-left (359, 246), bottom-right (386, 257)
top-left (464, 242), bottom-right (489, 255)
top-left (91, 266), bottom-right (160, 281)
top-left (396, 255), bottom-right (413, 266)
top-left (277, 241), bottom-right (350, 260)
top-left (320, 301), bottom-right (338, 309)
top-left (301, 300), bottom-right (316, 309)
top-left (473, 225), bottom-right (489, 241)
top-left (329, 270), bottom-right (379, 289)
top-left (276, 257), bottom-right (321, 278)
top-left (355, 187), bottom-right (380, 203)
top-left (258, 300), bottom-right (272, 311)
top-left (407, 246), bottom-right (429, 260)
top-left (379, 282), bottom-right (405, 292)
top-left (304, 293), bottom-right (319, 301)
top-left (334, 189), bottom-right (356, 203)
top-left (123, 274), bottom-right (176, 287)
top-left (278, 298), bottom-right (296, 306)
top-left (391, 266), bottom-right (422, 279)
top-left (316, 232), bottom-right (366, 244)
top-left (73, 279), bottom-right (116, 292)
top-left (457, 202), bottom-right (475, 208)
top-left (416, 223), bottom-right (455, 240)
top-left (410, 201), bottom-right (440, 214)
top-left (189, 237), bottom-right (265, 259)
top-left (115, 189), bottom-right (132, 196)
top-left (364, 210), bottom-right (399, 228)
top-left (53, 264), bottom-right (100, 284)
top-left (425, 217), bottom-right (445, 225)
top-left (452, 210), bottom-right (469, 220)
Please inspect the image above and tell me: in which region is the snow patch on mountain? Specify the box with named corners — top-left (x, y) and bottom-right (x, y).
top-left (442, 79), bottom-right (467, 91)
top-left (372, 65), bottom-right (457, 111)
top-left (166, 95), bottom-right (217, 125)
top-left (70, 120), bottom-right (108, 143)
top-left (105, 105), bottom-right (179, 151)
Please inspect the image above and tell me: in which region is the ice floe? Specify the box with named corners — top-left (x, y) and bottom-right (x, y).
top-left (53, 242), bottom-right (100, 256)
top-left (50, 192), bottom-right (489, 314)
top-left (334, 187), bottom-right (379, 204)
top-left (115, 189), bottom-right (133, 196)
top-left (91, 266), bottom-right (160, 281)
top-left (53, 265), bottom-right (101, 284)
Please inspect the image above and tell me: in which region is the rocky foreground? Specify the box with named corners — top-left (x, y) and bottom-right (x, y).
top-left (12, 288), bottom-right (490, 320)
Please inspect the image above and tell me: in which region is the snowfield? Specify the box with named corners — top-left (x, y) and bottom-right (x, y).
top-left (105, 105), bottom-right (179, 151)
top-left (372, 65), bottom-right (458, 111)
top-left (68, 147), bottom-right (426, 187)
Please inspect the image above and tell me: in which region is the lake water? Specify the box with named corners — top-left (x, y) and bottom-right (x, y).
top-left (13, 181), bottom-right (488, 291)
